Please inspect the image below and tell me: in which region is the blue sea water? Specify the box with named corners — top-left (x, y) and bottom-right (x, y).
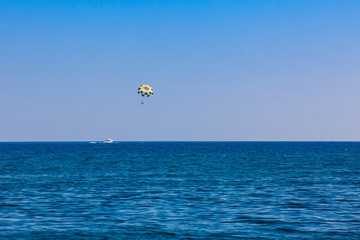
top-left (0, 142), bottom-right (360, 239)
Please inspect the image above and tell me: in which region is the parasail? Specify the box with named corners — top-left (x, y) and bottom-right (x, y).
top-left (138, 85), bottom-right (154, 104)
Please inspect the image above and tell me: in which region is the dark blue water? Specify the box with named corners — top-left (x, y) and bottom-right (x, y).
top-left (1, 142), bottom-right (360, 239)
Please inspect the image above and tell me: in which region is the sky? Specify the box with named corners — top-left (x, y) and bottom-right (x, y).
top-left (1, 0), bottom-right (359, 141)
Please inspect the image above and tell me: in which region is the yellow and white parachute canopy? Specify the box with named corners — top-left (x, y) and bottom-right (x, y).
top-left (137, 85), bottom-right (154, 97)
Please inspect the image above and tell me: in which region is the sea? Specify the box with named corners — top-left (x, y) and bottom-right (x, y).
top-left (0, 142), bottom-right (359, 239)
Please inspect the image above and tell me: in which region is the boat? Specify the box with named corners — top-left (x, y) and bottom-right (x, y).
top-left (104, 139), bottom-right (114, 143)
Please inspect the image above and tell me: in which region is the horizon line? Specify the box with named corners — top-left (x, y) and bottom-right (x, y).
top-left (1, 140), bottom-right (360, 143)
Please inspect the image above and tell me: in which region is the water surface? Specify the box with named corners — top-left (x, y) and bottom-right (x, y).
top-left (1, 142), bottom-right (359, 239)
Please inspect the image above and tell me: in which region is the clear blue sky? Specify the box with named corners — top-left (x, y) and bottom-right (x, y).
top-left (1, 0), bottom-right (359, 141)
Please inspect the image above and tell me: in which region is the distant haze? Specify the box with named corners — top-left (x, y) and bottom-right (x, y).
top-left (1, 0), bottom-right (360, 141)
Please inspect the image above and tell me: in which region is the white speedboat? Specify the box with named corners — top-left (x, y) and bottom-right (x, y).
top-left (104, 139), bottom-right (114, 143)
